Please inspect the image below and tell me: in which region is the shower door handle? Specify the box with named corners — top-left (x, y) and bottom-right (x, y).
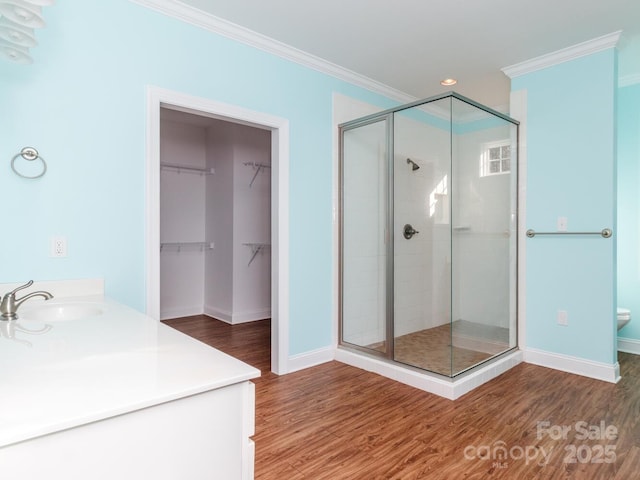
top-left (403, 224), bottom-right (419, 240)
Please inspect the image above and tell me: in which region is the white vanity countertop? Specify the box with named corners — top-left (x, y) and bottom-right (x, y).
top-left (0, 295), bottom-right (260, 448)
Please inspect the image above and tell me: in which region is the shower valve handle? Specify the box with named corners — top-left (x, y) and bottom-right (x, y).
top-left (403, 224), bottom-right (419, 240)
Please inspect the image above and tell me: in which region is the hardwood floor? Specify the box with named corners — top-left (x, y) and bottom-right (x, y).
top-left (163, 315), bottom-right (640, 479)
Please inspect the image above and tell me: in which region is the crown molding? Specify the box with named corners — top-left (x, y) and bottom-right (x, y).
top-left (129, 0), bottom-right (415, 104)
top-left (619, 73), bottom-right (640, 87)
top-left (502, 31), bottom-right (622, 79)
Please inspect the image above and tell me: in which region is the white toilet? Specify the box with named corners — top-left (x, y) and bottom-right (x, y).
top-left (617, 307), bottom-right (631, 331)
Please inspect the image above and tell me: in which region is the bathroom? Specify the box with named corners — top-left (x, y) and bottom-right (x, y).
top-left (617, 76), bottom-right (640, 354)
top-left (1, 0), bottom-right (639, 428)
top-left (2, 1), bottom-right (640, 478)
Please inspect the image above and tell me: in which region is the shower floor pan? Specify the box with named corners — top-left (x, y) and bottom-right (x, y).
top-left (337, 321), bottom-right (520, 400)
top-left (367, 320), bottom-right (510, 374)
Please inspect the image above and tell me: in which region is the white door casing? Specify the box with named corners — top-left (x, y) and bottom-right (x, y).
top-left (145, 86), bottom-right (290, 374)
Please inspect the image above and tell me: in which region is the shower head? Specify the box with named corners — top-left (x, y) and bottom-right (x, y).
top-left (406, 158), bottom-right (420, 171)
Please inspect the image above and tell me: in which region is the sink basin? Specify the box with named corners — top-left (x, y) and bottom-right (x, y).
top-left (20, 303), bottom-right (105, 322)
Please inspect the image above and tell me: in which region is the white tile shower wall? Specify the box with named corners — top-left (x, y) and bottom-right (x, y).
top-left (452, 126), bottom-right (513, 330)
top-left (393, 114), bottom-right (451, 337)
top-left (342, 123), bottom-right (387, 346)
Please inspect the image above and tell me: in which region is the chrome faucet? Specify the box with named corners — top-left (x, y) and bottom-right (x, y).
top-left (1, 280), bottom-right (53, 320)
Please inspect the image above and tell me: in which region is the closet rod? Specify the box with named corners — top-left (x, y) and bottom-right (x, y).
top-left (160, 242), bottom-right (213, 252)
top-left (243, 161), bottom-right (271, 169)
top-left (160, 163), bottom-right (214, 175)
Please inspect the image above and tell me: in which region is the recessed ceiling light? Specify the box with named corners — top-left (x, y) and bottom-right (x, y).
top-left (440, 78), bottom-right (457, 86)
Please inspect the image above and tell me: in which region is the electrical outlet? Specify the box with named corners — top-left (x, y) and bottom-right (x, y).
top-left (557, 310), bottom-right (568, 326)
top-left (50, 236), bottom-right (67, 258)
top-left (557, 216), bottom-right (568, 232)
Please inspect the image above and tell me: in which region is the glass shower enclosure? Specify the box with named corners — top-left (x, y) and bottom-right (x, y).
top-left (339, 92), bottom-right (519, 377)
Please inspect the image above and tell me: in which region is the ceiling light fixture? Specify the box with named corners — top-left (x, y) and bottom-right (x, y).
top-left (440, 78), bottom-right (457, 86)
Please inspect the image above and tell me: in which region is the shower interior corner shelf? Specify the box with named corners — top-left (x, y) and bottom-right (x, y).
top-left (160, 163), bottom-right (215, 175)
top-left (160, 242), bottom-right (213, 252)
top-left (242, 243), bottom-right (270, 266)
top-left (243, 161), bottom-right (271, 188)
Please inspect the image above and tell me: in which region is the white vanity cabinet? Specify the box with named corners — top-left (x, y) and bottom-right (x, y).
top-left (1, 380), bottom-right (256, 479)
top-left (0, 289), bottom-right (259, 479)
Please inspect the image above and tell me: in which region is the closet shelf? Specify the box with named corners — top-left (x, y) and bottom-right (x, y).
top-left (242, 243), bottom-right (270, 266)
top-left (160, 163), bottom-right (214, 175)
top-left (243, 161), bottom-right (271, 188)
top-left (161, 242), bottom-right (213, 252)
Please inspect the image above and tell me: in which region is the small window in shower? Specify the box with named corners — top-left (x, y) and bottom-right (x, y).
top-left (481, 141), bottom-right (511, 176)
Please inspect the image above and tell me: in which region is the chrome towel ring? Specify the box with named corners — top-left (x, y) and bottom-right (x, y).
top-left (11, 146), bottom-right (47, 179)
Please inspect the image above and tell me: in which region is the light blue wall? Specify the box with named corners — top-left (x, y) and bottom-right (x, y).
top-left (617, 82), bottom-right (640, 340)
top-left (0, 0), bottom-right (398, 356)
top-left (512, 49), bottom-right (617, 364)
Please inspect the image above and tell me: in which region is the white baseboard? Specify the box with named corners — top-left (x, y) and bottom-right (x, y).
top-left (230, 308), bottom-right (271, 324)
top-left (204, 305), bottom-right (270, 324)
top-left (287, 346), bottom-right (335, 374)
top-left (618, 337), bottom-right (640, 355)
top-left (204, 306), bottom-right (232, 323)
top-left (524, 347), bottom-right (620, 383)
top-left (335, 348), bottom-right (523, 400)
top-left (160, 305), bottom-right (203, 321)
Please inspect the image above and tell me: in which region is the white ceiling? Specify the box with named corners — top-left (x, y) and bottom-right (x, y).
top-left (176, 0), bottom-right (640, 108)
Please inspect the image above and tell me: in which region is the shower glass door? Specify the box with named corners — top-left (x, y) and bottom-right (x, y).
top-left (340, 117), bottom-right (389, 355)
top-left (391, 96), bottom-right (518, 376)
top-left (449, 97), bottom-right (518, 375)
top-left (392, 99), bottom-right (453, 375)
top-left (340, 92), bottom-right (518, 378)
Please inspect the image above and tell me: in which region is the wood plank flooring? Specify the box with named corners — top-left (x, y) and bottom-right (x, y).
top-left (163, 315), bottom-right (640, 479)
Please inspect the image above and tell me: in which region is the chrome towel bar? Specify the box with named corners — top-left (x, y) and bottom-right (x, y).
top-left (526, 228), bottom-right (612, 238)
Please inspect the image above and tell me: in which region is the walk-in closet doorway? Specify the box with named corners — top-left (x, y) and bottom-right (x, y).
top-left (146, 87), bottom-right (290, 375)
